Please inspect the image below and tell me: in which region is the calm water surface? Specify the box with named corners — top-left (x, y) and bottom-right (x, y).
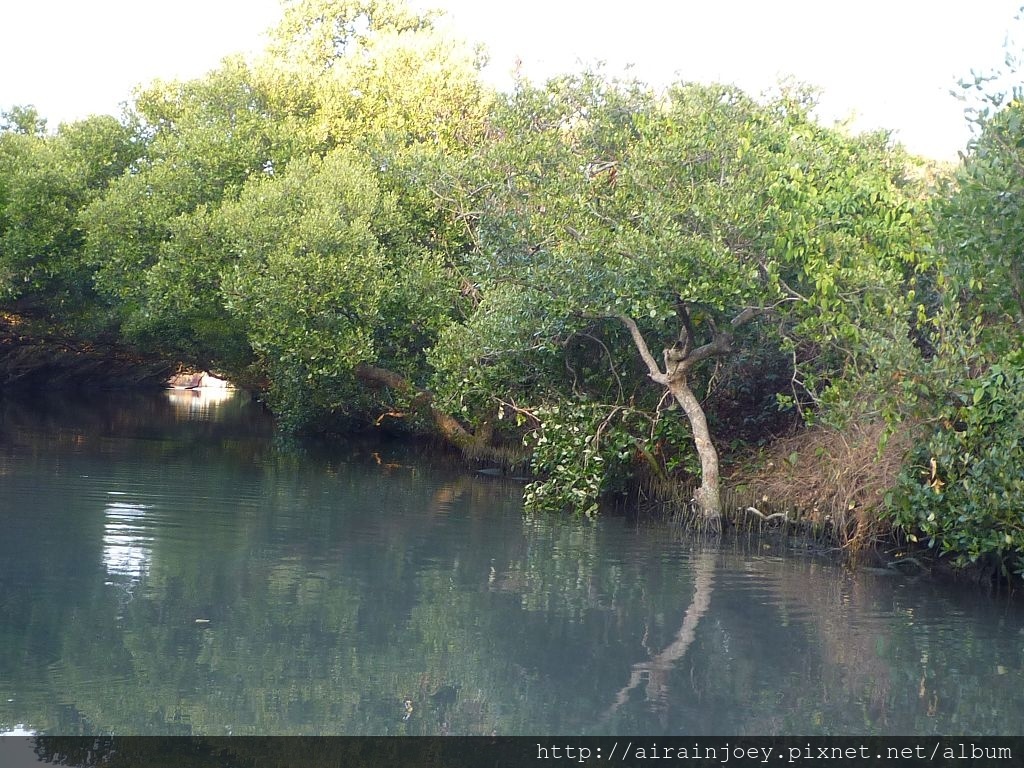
top-left (0, 391), bottom-right (1021, 736)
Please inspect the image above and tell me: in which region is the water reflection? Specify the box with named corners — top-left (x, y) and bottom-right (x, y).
top-left (0, 725), bottom-right (35, 735)
top-left (604, 549), bottom-right (715, 721)
top-left (164, 387), bottom-right (240, 421)
top-left (102, 499), bottom-right (154, 580)
top-left (0, 392), bottom-right (1022, 737)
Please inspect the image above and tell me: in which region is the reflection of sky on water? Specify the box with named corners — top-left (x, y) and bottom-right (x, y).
top-left (102, 498), bottom-right (153, 580)
top-left (0, 725), bottom-right (35, 735)
top-left (165, 387), bottom-right (237, 421)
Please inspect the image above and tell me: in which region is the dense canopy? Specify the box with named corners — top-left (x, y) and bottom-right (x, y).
top-left (1, 0), bottom-right (1022, 575)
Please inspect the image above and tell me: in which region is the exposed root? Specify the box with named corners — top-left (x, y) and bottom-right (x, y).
top-left (743, 506), bottom-right (790, 524)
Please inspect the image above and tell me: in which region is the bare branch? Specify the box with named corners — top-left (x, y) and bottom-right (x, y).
top-left (355, 363), bottom-right (479, 449)
top-left (675, 300), bottom-right (696, 355)
top-left (493, 397), bottom-right (542, 427)
top-left (778, 275), bottom-right (809, 303)
top-left (681, 331), bottom-right (733, 369)
top-left (617, 315), bottom-right (667, 384)
top-left (730, 306), bottom-right (775, 327)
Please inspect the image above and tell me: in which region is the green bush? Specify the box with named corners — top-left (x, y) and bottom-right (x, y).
top-left (523, 403), bottom-right (697, 517)
top-left (888, 349), bottom-right (1024, 575)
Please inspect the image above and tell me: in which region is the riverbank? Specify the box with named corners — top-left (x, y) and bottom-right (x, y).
top-left (732, 431), bottom-right (1017, 589)
top-left (0, 312), bottom-right (176, 390)
top-left (722, 420), bottom-right (912, 560)
top-left (1, 316), bottom-right (1012, 590)
top-left (602, 418), bottom-right (1017, 590)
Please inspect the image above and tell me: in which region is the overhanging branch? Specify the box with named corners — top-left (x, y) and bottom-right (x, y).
top-left (616, 315), bottom-right (667, 384)
top-left (354, 363), bottom-right (478, 449)
top-left (731, 305), bottom-right (776, 327)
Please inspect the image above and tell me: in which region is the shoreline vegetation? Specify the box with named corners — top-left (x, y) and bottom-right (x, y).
top-left (2, 0), bottom-right (1023, 584)
top-left (0, 318), bottom-right (1001, 588)
top-left (0, 317), bottom-right (1014, 591)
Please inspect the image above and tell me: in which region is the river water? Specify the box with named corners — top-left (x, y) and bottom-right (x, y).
top-left (0, 390), bottom-right (1021, 736)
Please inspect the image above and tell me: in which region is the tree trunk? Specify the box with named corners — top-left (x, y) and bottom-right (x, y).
top-left (668, 376), bottom-right (722, 523)
top-left (354, 363), bottom-right (479, 450)
top-left (616, 313), bottom-right (727, 524)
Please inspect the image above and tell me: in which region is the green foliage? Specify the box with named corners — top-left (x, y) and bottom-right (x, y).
top-left (523, 402), bottom-right (689, 517)
top-left (0, 104), bottom-right (47, 135)
top-left (269, 0), bottom-right (433, 71)
top-left (0, 115), bottom-right (140, 321)
top-left (520, 393), bottom-right (704, 520)
top-left (936, 97), bottom-right (1024, 356)
top-left (106, 1), bottom-right (484, 426)
top-left (431, 73), bottom-right (923, 512)
top-left (62, 0), bottom-right (482, 413)
top-left (82, 56), bottom-right (310, 321)
top-left (428, 282), bottom-right (569, 415)
top-left (451, 77), bottom-right (918, 332)
top-left (524, 404), bottom-right (608, 517)
top-left (267, 0), bottom-right (490, 152)
top-left (882, 51), bottom-right (1024, 576)
top-left (218, 149), bottom-right (396, 427)
top-left (889, 349), bottom-right (1024, 574)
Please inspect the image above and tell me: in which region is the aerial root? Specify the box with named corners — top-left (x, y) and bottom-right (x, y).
top-left (743, 506), bottom-right (790, 524)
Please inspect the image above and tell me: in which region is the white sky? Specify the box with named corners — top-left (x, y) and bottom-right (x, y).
top-left (1, 0), bottom-right (1021, 159)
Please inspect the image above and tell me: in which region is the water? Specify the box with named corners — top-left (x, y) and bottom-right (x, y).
top-left (0, 391), bottom-right (1022, 736)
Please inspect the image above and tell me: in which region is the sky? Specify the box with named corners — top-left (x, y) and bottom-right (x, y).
top-left (1, 0), bottom-right (1022, 159)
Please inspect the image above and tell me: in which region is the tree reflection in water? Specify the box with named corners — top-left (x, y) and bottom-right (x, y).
top-left (1, 392), bottom-right (1023, 736)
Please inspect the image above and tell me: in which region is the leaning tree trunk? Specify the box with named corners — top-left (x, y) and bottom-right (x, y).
top-left (667, 377), bottom-right (722, 523)
top-left (616, 310), bottom-right (758, 524)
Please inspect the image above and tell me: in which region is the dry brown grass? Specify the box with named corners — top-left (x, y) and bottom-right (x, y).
top-left (726, 419), bottom-right (916, 559)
